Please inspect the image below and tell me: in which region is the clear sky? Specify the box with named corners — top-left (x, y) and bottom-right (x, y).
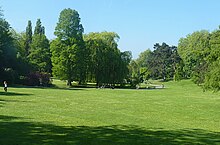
top-left (1, 0), bottom-right (220, 58)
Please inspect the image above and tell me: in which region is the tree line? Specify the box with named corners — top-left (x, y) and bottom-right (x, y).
top-left (0, 8), bottom-right (131, 87)
top-left (0, 7), bottom-right (219, 91)
top-left (132, 30), bottom-right (220, 91)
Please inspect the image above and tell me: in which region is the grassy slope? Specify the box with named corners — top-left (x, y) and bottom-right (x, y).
top-left (0, 80), bottom-right (219, 144)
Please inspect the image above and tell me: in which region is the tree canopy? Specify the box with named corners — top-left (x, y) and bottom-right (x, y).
top-left (178, 29), bottom-right (220, 91)
top-left (51, 8), bottom-right (87, 85)
top-left (0, 13), bottom-right (17, 83)
top-left (0, 6), bottom-right (220, 91)
top-left (84, 32), bottom-right (131, 86)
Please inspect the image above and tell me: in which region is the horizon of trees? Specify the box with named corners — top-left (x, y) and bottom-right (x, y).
top-left (133, 30), bottom-right (220, 91)
top-left (0, 7), bottom-right (219, 91)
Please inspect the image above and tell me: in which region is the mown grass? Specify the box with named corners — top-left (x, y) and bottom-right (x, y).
top-left (0, 80), bottom-right (219, 144)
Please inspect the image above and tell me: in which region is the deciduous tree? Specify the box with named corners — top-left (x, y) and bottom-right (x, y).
top-left (51, 8), bottom-right (87, 85)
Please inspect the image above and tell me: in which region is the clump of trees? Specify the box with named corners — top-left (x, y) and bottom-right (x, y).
top-left (129, 43), bottom-right (182, 86)
top-left (132, 29), bottom-right (220, 91)
top-left (15, 18), bottom-right (51, 86)
top-left (178, 29), bottom-right (220, 91)
top-left (0, 8), bottom-right (131, 87)
top-left (50, 9), bottom-right (132, 87)
top-left (0, 9), bottom-right (19, 84)
top-left (1, 6), bottom-right (220, 91)
top-left (84, 32), bottom-right (131, 87)
top-left (0, 7), bottom-right (51, 86)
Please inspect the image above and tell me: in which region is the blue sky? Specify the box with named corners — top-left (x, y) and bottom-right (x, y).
top-left (1, 0), bottom-right (220, 58)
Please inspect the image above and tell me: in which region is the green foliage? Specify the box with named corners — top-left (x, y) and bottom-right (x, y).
top-left (0, 16), bottom-right (17, 82)
top-left (54, 8), bottom-right (83, 40)
top-left (84, 32), bottom-right (131, 86)
top-left (120, 51), bottom-right (132, 84)
top-left (28, 34), bottom-right (51, 72)
top-left (178, 29), bottom-right (220, 91)
top-left (130, 49), bottom-right (152, 85)
top-left (203, 29), bottom-right (220, 91)
top-left (204, 60), bottom-right (220, 92)
top-left (25, 20), bottom-right (32, 55)
top-left (146, 43), bottom-right (181, 81)
top-left (11, 31), bottom-right (31, 78)
top-left (208, 29), bottom-right (220, 63)
top-left (51, 8), bottom-right (87, 85)
top-left (51, 38), bottom-right (80, 84)
top-left (136, 49), bottom-right (151, 67)
top-left (173, 60), bottom-right (184, 81)
top-left (34, 19), bottom-right (45, 35)
top-left (1, 6), bottom-right (220, 91)
top-left (178, 30), bottom-right (210, 81)
top-left (129, 60), bottom-right (141, 87)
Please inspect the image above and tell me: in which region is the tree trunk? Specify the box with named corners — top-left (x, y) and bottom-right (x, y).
top-left (67, 80), bottom-right (72, 86)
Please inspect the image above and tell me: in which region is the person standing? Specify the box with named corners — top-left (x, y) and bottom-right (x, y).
top-left (3, 81), bottom-right (7, 92)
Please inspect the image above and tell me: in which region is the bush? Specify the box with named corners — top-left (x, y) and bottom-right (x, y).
top-left (19, 72), bottom-right (52, 86)
top-left (129, 77), bottom-right (141, 88)
top-left (25, 72), bottom-right (41, 86)
top-left (39, 72), bottom-right (52, 87)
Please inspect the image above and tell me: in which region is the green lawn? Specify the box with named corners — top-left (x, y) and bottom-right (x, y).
top-left (0, 80), bottom-right (219, 145)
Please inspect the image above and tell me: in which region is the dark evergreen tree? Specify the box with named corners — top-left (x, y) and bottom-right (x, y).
top-left (28, 19), bottom-right (51, 73)
top-left (25, 20), bottom-right (32, 56)
top-left (0, 11), bottom-right (17, 82)
top-left (147, 43), bottom-right (181, 81)
top-left (34, 19), bottom-right (44, 35)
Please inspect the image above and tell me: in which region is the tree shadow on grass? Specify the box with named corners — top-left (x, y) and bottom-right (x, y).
top-left (0, 99), bottom-right (5, 107)
top-left (0, 115), bottom-right (219, 145)
top-left (0, 92), bottom-right (33, 96)
top-left (0, 92), bottom-right (32, 107)
top-left (12, 85), bottom-right (87, 91)
top-left (50, 86), bottom-right (87, 91)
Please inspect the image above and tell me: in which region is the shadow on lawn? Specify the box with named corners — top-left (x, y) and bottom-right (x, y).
top-left (0, 92), bottom-right (32, 107)
top-left (0, 115), bottom-right (219, 145)
top-left (0, 92), bottom-right (33, 96)
top-left (12, 85), bottom-right (87, 91)
top-left (0, 99), bottom-right (5, 107)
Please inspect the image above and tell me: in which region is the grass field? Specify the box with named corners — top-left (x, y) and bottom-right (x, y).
top-left (0, 80), bottom-right (220, 144)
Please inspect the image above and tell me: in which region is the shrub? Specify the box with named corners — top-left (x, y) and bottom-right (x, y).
top-left (20, 72), bottom-right (52, 86)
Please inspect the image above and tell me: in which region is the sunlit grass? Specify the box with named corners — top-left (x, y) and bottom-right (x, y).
top-left (0, 80), bottom-right (219, 144)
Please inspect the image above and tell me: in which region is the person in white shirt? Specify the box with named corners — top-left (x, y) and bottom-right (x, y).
top-left (3, 81), bottom-right (7, 92)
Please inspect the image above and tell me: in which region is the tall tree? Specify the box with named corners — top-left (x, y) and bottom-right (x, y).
top-left (25, 20), bottom-right (32, 56)
top-left (51, 8), bottom-right (87, 85)
top-left (29, 34), bottom-right (51, 72)
top-left (0, 7), bottom-right (3, 17)
top-left (136, 49), bottom-right (151, 67)
top-left (147, 43), bottom-right (181, 80)
top-left (13, 32), bottom-right (31, 76)
top-left (28, 19), bottom-right (51, 73)
top-left (119, 51), bottom-right (132, 84)
top-left (178, 30), bottom-right (210, 84)
top-left (84, 32), bottom-right (131, 86)
top-left (204, 28), bottom-right (220, 91)
top-left (54, 8), bottom-right (83, 40)
top-left (34, 19), bottom-right (44, 35)
top-left (0, 10), bottom-right (17, 82)
top-left (135, 49), bottom-right (152, 81)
